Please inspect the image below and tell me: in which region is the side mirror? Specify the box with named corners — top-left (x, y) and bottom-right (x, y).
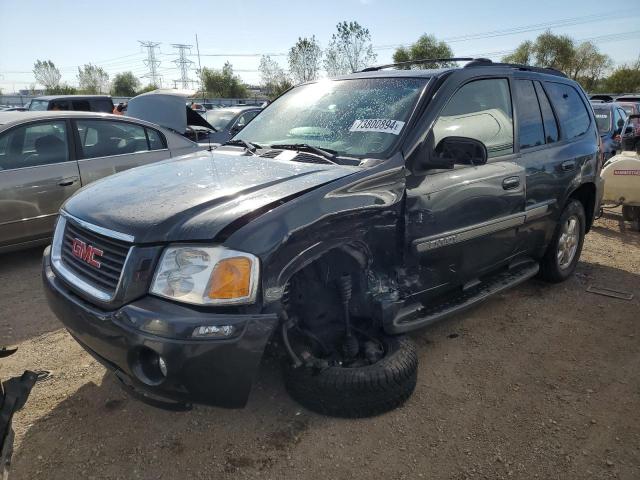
top-left (230, 123), bottom-right (245, 134)
top-left (427, 136), bottom-right (488, 169)
top-left (617, 118), bottom-right (625, 128)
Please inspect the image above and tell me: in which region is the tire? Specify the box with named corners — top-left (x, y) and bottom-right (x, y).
top-left (538, 199), bottom-right (586, 283)
top-left (622, 206), bottom-right (640, 231)
top-left (283, 334), bottom-right (418, 418)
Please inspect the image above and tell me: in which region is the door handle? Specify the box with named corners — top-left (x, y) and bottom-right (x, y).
top-left (561, 160), bottom-right (576, 171)
top-left (502, 176), bottom-right (520, 190)
top-left (58, 176), bottom-right (79, 187)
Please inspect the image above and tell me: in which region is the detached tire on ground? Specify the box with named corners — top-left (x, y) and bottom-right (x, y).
top-left (283, 334), bottom-right (418, 418)
top-left (538, 199), bottom-right (586, 283)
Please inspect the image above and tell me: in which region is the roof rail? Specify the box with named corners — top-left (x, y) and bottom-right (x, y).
top-left (464, 59), bottom-right (567, 77)
top-left (359, 57), bottom-right (567, 78)
top-left (360, 57), bottom-right (475, 72)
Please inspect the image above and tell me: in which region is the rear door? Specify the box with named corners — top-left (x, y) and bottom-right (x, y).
top-left (406, 77), bottom-right (525, 294)
top-left (73, 119), bottom-right (171, 185)
top-left (0, 119), bottom-right (80, 248)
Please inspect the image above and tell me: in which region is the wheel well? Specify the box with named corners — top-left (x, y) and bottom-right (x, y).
top-left (283, 246), bottom-right (372, 327)
top-left (568, 183), bottom-right (596, 232)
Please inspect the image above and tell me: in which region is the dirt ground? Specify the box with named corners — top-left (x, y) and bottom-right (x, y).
top-left (1, 212), bottom-right (639, 480)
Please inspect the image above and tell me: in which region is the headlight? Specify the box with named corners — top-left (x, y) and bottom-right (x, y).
top-left (150, 245), bottom-right (259, 305)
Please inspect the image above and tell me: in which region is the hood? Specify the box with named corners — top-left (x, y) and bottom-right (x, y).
top-left (126, 91), bottom-right (214, 133)
top-left (63, 151), bottom-right (357, 243)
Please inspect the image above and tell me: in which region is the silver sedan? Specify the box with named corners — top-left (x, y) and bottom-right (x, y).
top-left (0, 111), bottom-right (202, 253)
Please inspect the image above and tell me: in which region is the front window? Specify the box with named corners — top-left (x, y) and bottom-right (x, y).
top-left (0, 121), bottom-right (69, 170)
top-left (235, 77), bottom-right (428, 158)
top-left (593, 108), bottom-right (611, 134)
top-left (433, 78), bottom-right (513, 158)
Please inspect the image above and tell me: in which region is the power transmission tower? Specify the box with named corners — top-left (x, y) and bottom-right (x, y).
top-left (171, 44), bottom-right (194, 89)
top-left (139, 41), bottom-right (162, 87)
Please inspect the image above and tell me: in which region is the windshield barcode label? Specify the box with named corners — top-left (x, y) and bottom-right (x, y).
top-left (350, 119), bottom-right (405, 135)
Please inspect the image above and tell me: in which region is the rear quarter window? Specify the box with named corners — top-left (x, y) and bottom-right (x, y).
top-left (544, 82), bottom-right (591, 140)
top-left (91, 99), bottom-right (115, 113)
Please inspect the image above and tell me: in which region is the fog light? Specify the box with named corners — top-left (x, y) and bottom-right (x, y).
top-left (158, 356), bottom-right (168, 377)
top-left (192, 325), bottom-right (235, 338)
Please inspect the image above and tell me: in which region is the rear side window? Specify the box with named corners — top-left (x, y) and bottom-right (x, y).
top-left (76, 120), bottom-right (149, 159)
top-left (146, 128), bottom-right (166, 150)
top-left (534, 82), bottom-right (559, 143)
top-left (514, 80), bottom-right (545, 149)
top-left (72, 100), bottom-right (91, 111)
top-left (0, 121), bottom-right (69, 170)
top-left (433, 78), bottom-right (513, 158)
top-left (92, 99), bottom-right (114, 113)
top-left (544, 82), bottom-right (590, 140)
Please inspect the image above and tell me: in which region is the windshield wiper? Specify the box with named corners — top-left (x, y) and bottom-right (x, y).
top-left (269, 143), bottom-right (338, 165)
top-left (222, 139), bottom-right (262, 152)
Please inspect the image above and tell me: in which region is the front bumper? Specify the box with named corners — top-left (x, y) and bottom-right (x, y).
top-left (42, 247), bottom-right (278, 409)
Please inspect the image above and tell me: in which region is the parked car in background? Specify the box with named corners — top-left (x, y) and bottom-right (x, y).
top-left (126, 90), bottom-right (217, 144)
top-left (28, 95), bottom-right (114, 113)
top-left (590, 101), bottom-right (629, 160)
top-left (189, 102), bottom-right (206, 115)
top-left (616, 101), bottom-right (640, 144)
top-left (1, 106), bottom-right (28, 112)
top-left (616, 95), bottom-right (640, 103)
top-left (204, 106), bottom-right (262, 144)
top-left (0, 111), bottom-right (201, 253)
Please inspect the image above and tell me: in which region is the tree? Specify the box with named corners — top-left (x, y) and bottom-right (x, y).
top-left (601, 64), bottom-right (640, 93)
top-left (33, 60), bottom-right (61, 91)
top-left (324, 21), bottom-right (377, 76)
top-left (47, 84), bottom-right (78, 95)
top-left (77, 64), bottom-right (109, 94)
top-left (503, 31), bottom-right (613, 88)
top-left (288, 36), bottom-right (322, 84)
top-left (259, 55), bottom-right (292, 98)
top-left (392, 34), bottom-right (455, 69)
top-left (111, 72), bottom-right (140, 97)
top-left (201, 62), bottom-right (248, 98)
top-left (532, 31), bottom-right (575, 72)
top-left (502, 41), bottom-right (534, 65)
top-left (137, 84), bottom-right (158, 95)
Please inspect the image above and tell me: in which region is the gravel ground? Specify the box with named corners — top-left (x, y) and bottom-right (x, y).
top-left (1, 212), bottom-right (639, 480)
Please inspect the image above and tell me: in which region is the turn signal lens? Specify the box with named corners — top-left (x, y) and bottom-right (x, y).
top-left (208, 257), bottom-right (252, 299)
top-left (150, 246), bottom-right (258, 305)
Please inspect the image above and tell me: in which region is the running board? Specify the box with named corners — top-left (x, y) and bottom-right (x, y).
top-left (386, 260), bottom-right (539, 334)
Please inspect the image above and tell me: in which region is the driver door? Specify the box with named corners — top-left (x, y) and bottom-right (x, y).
top-left (405, 77), bottom-right (526, 295)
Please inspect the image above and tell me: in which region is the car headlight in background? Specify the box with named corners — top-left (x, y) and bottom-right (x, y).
top-left (150, 245), bottom-right (259, 305)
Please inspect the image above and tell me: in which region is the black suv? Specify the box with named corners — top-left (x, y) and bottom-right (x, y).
top-left (29, 95), bottom-right (114, 113)
top-left (42, 59), bottom-right (603, 417)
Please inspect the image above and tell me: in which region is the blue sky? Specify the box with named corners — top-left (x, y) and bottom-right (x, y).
top-left (0, 0), bottom-right (638, 91)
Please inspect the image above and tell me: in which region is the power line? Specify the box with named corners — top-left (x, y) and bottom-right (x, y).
top-left (139, 41), bottom-right (162, 87)
top-left (171, 44), bottom-right (195, 89)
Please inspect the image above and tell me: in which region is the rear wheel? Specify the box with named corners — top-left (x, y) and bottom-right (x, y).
top-left (539, 199), bottom-right (586, 283)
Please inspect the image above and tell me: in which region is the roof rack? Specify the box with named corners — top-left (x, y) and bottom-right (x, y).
top-left (466, 59), bottom-right (567, 78)
top-left (359, 57), bottom-right (567, 78)
top-left (360, 58), bottom-right (475, 72)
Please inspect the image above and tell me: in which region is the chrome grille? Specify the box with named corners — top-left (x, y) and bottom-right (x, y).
top-left (59, 218), bottom-right (131, 297)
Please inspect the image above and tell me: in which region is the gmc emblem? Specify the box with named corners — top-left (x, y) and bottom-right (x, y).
top-left (71, 238), bottom-right (103, 268)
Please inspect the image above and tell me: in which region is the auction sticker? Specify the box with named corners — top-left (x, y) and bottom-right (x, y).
top-left (350, 118), bottom-right (405, 135)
